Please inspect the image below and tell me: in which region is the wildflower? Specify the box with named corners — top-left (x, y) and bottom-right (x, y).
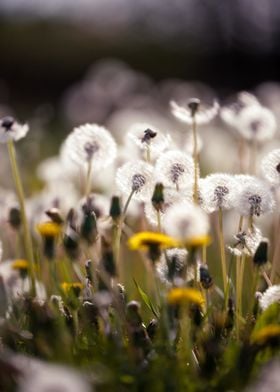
top-left (258, 285), bottom-right (280, 311)
top-left (167, 287), bottom-right (204, 306)
top-left (237, 104), bottom-right (277, 142)
top-left (61, 282), bottom-right (84, 296)
top-left (261, 149), bottom-right (280, 187)
top-left (8, 206), bottom-right (21, 230)
top-left (0, 116), bottom-right (29, 143)
top-left (170, 99), bottom-right (219, 125)
top-left (128, 232), bottom-right (179, 250)
top-left (116, 160), bottom-right (154, 202)
top-left (155, 150), bottom-right (195, 190)
top-left (228, 226), bottom-right (263, 257)
top-left (145, 187), bottom-right (188, 227)
top-left (251, 325), bottom-right (280, 345)
top-left (235, 179), bottom-right (275, 217)
top-left (199, 265), bottom-right (213, 289)
top-left (200, 174), bottom-right (239, 213)
top-left (60, 123), bottom-right (117, 171)
top-left (163, 201), bottom-right (209, 244)
top-left (11, 259), bottom-right (29, 271)
top-left (127, 122), bottom-right (171, 160)
top-left (37, 222), bottom-right (61, 259)
top-left (109, 195), bottom-right (122, 222)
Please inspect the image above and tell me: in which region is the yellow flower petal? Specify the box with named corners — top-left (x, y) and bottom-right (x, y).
top-left (37, 222), bottom-right (62, 237)
top-left (251, 324), bottom-right (280, 345)
top-left (167, 287), bottom-right (204, 306)
top-left (12, 259), bottom-right (29, 271)
top-left (128, 231), bottom-right (180, 250)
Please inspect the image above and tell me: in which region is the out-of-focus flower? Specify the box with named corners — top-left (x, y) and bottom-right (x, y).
top-left (251, 325), bottom-right (280, 345)
top-left (258, 285), bottom-right (280, 311)
top-left (61, 282), bottom-right (84, 296)
top-left (228, 226), bottom-right (263, 257)
top-left (116, 160), bottom-right (154, 201)
top-left (261, 149), bottom-right (280, 187)
top-left (163, 201), bottom-right (209, 244)
top-left (155, 150), bottom-right (194, 190)
top-left (128, 232), bottom-right (179, 251)
top-left (200, 174), bottom-right (239, 213)
top-left (60, 123), bottom-right (117, 171)
top-left (235, 179), bottom-right (275, 217)
top-left (37, 222), bottom-right (62, 237)
top-left (0, 116), bottom-right (29, 143)
top-left (126, 122), bottom-right (171, 160)
top-left (170, 99), bottom-right (219, 125)
top-left (167, 287), bottom-right (204, 306)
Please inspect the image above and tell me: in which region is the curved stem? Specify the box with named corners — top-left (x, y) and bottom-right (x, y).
top-left (7, 140), bottom-right (36, 295)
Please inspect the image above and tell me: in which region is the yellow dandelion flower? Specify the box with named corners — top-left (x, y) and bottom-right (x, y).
top-left (251, 324), bottom-right (280, 345)
top-left (61, 282), bottom-right (84, 296)
top-left (184, 235), bottom-right (212, 248)
top-left (167, 287), bottom-right (204, 306)
top-left (12, 259), bottom-right (29, 271)
top-left (128, 231), bottom-right (179, 251)
top-left (37, 222), bottom-right (62, 237)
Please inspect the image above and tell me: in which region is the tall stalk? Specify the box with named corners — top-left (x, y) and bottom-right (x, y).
top-left (191, 115), bottom-right (199, 204)
top-left (7, 140), bottom-right (36, 294)
top-left (218, 207), bottom-right (227, 294)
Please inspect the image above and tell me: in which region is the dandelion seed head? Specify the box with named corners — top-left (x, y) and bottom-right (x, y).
top-left (258, 285), bottom-right (280, 311)
top-left (126, 122), bottom-right (171, 159)
top-left (261, 149), bottom-right (280, 186)
top-left (116, 160), bottom-right (154, 201)
top-left (170, 100), bottom-right (219, 125)
top-left (237, 105), bottom-right (277, 142)
top-left (0, 116), bottom-right (29, 143)
top-left (236, 179), bottom-right (275, 217)
top-left (228, 226), bottom-right (263, 257)
top-left (155, 150), bottom-right (194, 189)
top-left (60, 123), bottom-right (117, 171)
top-left (163, 201), bottom-right (209, 242)
top-left (200, 174), bottom-right (239, 213)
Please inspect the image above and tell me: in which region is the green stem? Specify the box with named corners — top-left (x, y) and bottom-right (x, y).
top-left (218, 207), bottom-right (227, 295)
top-left (156, 210), bottom-right (162, 232)
top-left (7, 140), bottom-right (36, 295)
top-left (192, 115), bottom-right (199, 204)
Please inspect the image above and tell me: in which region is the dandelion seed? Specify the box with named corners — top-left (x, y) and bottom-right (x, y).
top-left (0, 116), bottom-right (29, 143)
top-left (60, 123), bottom-right (117, 171)
top-left (258, 285), bottom-right (280, 311)
top-left (236, 179), bottom-right (275, 217)
top-left (200, 174), bottom-right (239, 213)
top-left (155, 150), bottom-right (194, 190)
top-left (170, 100), bottom-right (219, 125)
top-left (261, 149), bottom-right (280, 187)
top-left (116, 160), bottom-right (154, 202)
top-left (163, 201), bottom-right (209, 243)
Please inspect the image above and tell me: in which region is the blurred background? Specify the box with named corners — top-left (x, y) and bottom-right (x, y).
top-left (1, 1), bottom-right (280, 171)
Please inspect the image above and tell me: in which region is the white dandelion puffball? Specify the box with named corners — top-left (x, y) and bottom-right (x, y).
top-left (258, 285), bottom-right (280, 311)
top-left (200, 174), bottom-right (239, 213)
top-left (126, 122), bottom-right (171, 159)
top-left (163, 201), bottom-right (209, 241)
top-left (0, 116), bottom-right (29, 143)
top-left (155, 150), bottom-right (195, 189)
top-left (144, 187), bottom-right (191, 227)
top-left (261, 149), bottom-right (280, 187)
top-left (237, 104), bottom-right (277, 142)
top-left (235, 179), bottom-right (275, 217)
top-left (116, 160), bottom-right (154, 201)
top-left (60, 123), bottom-right (117, 171)
top-left (170, 100), bottom-right (219, 125)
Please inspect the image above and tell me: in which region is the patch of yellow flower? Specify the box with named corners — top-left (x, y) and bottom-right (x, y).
top-left (37, 221), bottom-right (62, 237)
top-left (167, 287), bottom-right (204, 306)
top-left (128, 232), bottom-right (180, 250)
top-left (251, 324), bottom-right (280, 345)
top-left (12, 259), bottom-right (29, 271)
top-left (61, 282), bottom-right (84, 295)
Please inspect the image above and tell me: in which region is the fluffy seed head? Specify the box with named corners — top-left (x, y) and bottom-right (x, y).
top-left (155, 150), bottom-right (194, 189)
top-left (258, 285), bottom-right (280, 311)
top-left (0, 116), bottom-right (29, 143)
top-left (170, 100), bottom-right (219, 125)
top-left (116, 160), bottom-right (154, 201)
top-left (60, 123), bottom-right (117, 171)
top-left (261, 149), bottom-right (280, 187)
top-left (200, 174), bottom-right (239, 213)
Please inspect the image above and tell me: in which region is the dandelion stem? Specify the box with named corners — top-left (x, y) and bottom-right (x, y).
top-left (192, 115), bottom-right (199, 204)
top-left (218, 207), bottom-right (227, 295)
top-left (7, 140), bottom-right (36, 295)
top-left (85, 160), bottom-right (92, 198)
top-left (156, 210), bottom-right (162, 232)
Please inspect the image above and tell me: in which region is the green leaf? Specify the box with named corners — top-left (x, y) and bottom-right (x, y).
top-left (133, 278), bottom-right (159, 319)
